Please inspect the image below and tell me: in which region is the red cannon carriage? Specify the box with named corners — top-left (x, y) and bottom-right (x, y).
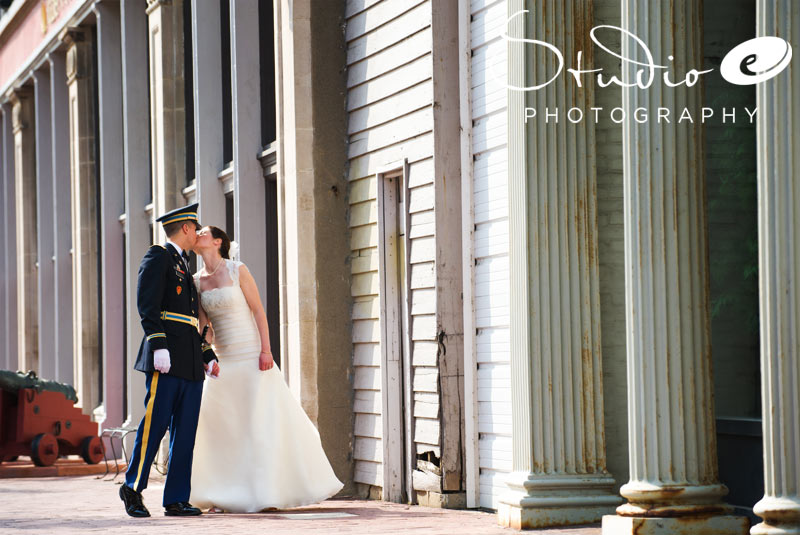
top-left (0, 371), bottom-right (103, 467)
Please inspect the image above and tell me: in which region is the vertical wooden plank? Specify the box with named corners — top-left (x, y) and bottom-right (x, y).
top-left (458, 0), bottom-right (479, 509)
top-left (377, 168), bottom-right (406, 502)
top-left (1, 104), bottom-right (18, 375)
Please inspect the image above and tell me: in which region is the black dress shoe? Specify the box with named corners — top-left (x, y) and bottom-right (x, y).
top-left (119, 484), bottom-right (150, 518)
top-left (164, 502), bottom-right (202, 516)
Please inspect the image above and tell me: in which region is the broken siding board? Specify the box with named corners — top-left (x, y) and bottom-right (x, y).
top-left (348, 106), bottom-right (433, 159)
top-left (345, 0), bottom-right (428, 43)
top-left (410, 262), bottom-right (435, 289)
top-left (415, 442), bottom-right (440, 458)
top-left (352, 271), bottom-right (380, 297)
top-left (350, 200), bottom-right (378, 227)
top-left (347, 2), bottom-right (432, 66)
top-left (411, 314), bottom-right (437, 341)
top-left (355, 413), bottom-right (383, 439)
top-left (347, 55), bottom-right (432, 113)
top-left (351, 224), bottom-right (379, 252)
top-left (354, 365), bottom-right (382, 390)
top-left (353, 318), bottom-right (381, 343)
top-left (354, 436), bottom-right (383, 463)
top-left (413, 392), bottom-right (440, 418)
top-left (347, 28), bottom-right (432, 88)
top-left (348, 81), bottom-right (432, 135)
top-left (348, 132), bottom-right (433, 181)
top-left (353, 342), bottom-right (381, 367)
top-left (414, 416), bottom-right (440, 445)
top-left (412, 366), bottom-right (439, 393)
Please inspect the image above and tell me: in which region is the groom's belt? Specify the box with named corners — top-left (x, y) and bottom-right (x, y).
top-left (160, 311), bottom-right (199, 328)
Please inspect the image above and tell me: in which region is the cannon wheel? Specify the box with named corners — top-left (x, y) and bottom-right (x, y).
top-left (80, 436), bottom-right (104, 465)
top-left (31, 433), bottom-right (59, 467)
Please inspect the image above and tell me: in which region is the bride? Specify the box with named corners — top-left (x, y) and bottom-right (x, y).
top-left (189, 225), bottom-right (343, 512)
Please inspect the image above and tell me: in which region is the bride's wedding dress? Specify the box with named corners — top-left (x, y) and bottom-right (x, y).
top-left (190, 259), bottom-right (343, 512)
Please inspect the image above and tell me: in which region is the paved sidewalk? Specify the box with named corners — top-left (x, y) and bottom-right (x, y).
top-left (0, 475), bottom-right (602, 534)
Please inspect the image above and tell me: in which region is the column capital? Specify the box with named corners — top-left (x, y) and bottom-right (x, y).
top-left (146, 0), bottom-right (173, 16)
top-left (5, 87), bottom-right (32, 134)
top-left (58, 26), bottom-right (86, 46)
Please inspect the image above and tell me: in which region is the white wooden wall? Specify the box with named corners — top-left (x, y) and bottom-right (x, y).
top-left (345, 0), bottom-right (439, 491)
top-left (470, 0), bottom-right (511, 511)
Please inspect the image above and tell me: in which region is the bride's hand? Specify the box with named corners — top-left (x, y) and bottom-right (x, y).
top-left (259, 351), bottom-right (274, 371)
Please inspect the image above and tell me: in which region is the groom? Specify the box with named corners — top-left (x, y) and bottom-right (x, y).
top-left (119, 203), bottom-right (220, 518)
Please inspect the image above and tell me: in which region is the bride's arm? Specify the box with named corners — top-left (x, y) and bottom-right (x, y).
top-left (198, 303), bottom-right (213, 343)
top-left (238, 263), bottom-right (274, 371)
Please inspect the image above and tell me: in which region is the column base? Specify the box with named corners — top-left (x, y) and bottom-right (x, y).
top-left (500, 503), bottom-right (617, 529)
top-left (751, 495), bottom-right (800, 535)
top-left (498, 472), bottom-right (622, 529)
top-left (602, 514), bottom-right (750, 535)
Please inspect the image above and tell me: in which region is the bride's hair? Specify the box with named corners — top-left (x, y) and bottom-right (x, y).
top-left (208, 226), bottom-right (231, 259)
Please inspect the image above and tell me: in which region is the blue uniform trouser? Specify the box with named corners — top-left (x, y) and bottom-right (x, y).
top-left (124, 371), bottom-right (203, 506)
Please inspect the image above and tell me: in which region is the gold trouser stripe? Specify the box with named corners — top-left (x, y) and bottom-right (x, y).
top-left (133, 371), bottom-right (160, 491)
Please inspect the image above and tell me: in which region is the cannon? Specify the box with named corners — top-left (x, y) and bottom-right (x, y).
top-left (0, 370), bottom-right (103, 467)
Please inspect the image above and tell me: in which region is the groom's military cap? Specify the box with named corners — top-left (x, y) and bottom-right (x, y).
top-left (155, 203), bottom-right (201, 228)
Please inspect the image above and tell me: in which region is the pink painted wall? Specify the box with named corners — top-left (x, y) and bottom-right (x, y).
top-left (0, 0), bottom-right (79, 91)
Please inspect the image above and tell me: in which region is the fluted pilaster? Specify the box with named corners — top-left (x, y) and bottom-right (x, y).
top-left (7, 87), bottom-right (38, 375)
top-left (62, 27), bottom-right (100, 415)
top-left (602, 1), bottom-right (748, 533)
top-left (751, 2), bottom-right (800, 534)
top-left (499, 0), bottom-right (620, 528)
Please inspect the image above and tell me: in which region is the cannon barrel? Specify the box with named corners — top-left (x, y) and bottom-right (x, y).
top-left (0, 370), bottom-right (78, 403)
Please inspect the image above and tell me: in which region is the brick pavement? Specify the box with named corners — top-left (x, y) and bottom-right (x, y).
top-left (0, 475), bottom-right (603, 534)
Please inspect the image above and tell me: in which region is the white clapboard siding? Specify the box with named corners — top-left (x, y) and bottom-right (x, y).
top-left (470, 0), bottom-right (510, 510)
top-left (346, 0), bottom-right (436, 490)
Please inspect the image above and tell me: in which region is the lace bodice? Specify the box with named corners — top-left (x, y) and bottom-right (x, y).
top-left (196, 260), bottom-right (260, 361)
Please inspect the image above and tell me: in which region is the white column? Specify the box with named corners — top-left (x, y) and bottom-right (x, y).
top-left (62, 27), bottom-right (101, 414)
top-left (95, 0), bottom-right (126, 429)
top-left (499, 0), bottom-right (621, 529)
top-left (121, 0), bottom-right (152, 431)
top-left (230, 0), bottom-right (266, 302)
top-left (751, 2), bottom-right (800, 534)
top-left (1, 103), bottom-right (17, 373)
top-left (48, 51), bottom-right (74, 386)
top-left (8, 87), bottom-right (39, 375)
top-left (191, 0), bottom-right (225, 234)
top-left (602, 1), bottom-right (748, 533)
top-left (147, 0), bottom-right (186, 240)
top-left (33, 68), bottom-right (56, 381)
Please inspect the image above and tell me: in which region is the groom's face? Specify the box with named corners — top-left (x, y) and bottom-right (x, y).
top-left (185, 223), bottom-right (199, 249)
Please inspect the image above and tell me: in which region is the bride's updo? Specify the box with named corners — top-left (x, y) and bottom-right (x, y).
top-left (209, 226), bottom-right (231, 259)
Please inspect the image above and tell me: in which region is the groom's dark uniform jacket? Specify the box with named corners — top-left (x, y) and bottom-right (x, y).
top-left (134, 242), bottom-right (216, 380)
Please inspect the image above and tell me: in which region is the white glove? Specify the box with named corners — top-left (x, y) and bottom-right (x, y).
top-left (205, 359), bottom-right (219, 379)
top-left (153, 349), bottom-right (171, 374)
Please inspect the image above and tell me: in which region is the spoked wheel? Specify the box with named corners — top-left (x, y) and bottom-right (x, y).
top-left (31, 433), bottom-right (59, 467)
top-left (80, 436), bottom-right (104, 464)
